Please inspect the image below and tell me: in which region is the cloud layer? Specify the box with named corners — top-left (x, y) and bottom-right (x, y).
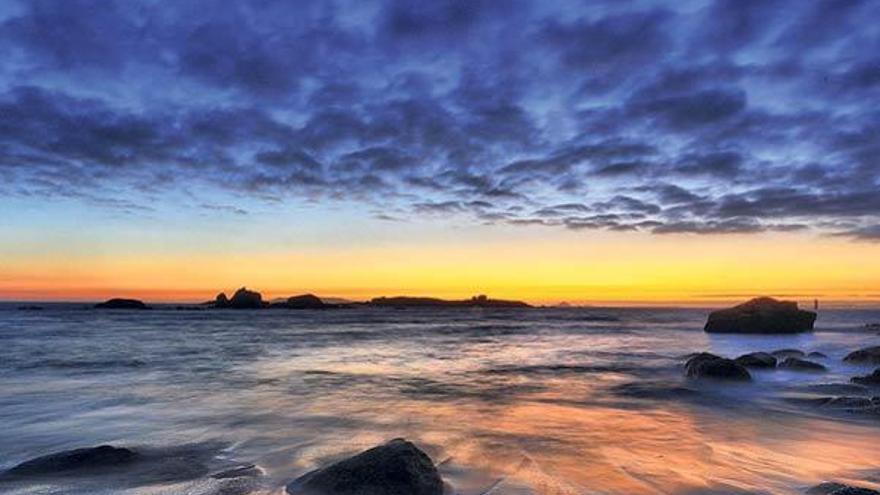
top-left (1, 0), bottom-right (878, 238)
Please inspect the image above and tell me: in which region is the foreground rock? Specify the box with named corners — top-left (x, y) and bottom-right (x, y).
top-left (734, 352), bottom-right (777, 368)
top-left (773, 349), bottom-right (806, 358)
top-left (779, 357), bottom-right (827, 372)
top-left (808, 482), bottom-right (880, 495)
top-left (3, 445), bottom-right (138, 477)
top-left (704, 297), bottom-right (816, 334)
top-left (94, 298), bottom-right (149, 310)
top-left (844, 346), bottom-right (880, 365)
top-left (286, 438), bottom-right (443, 495)
top-left (684, 353), bottom-right (751, 381)
top-left (214, 288), bottom-right (265, 309)
top-left (852, 369), bottom-right (880, 386)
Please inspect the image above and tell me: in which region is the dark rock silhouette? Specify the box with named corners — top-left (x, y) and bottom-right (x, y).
top-left (369, 294), bottom-right (530, 308)
top-left (734, 352), bottom-right (777, 368)
top-left (94, 298), bottom-right (149, 310)
top-left (286, 438), bottom-right (443, 495)
top-left (704, 297), bottom-right (816, 334)
top-left (808, 482), bottom-right (880, 495)
top-left (684, 353), bottom-right (751, 381)
top-left (779, 357), bottom-right (827, 372)
top-left (214, 288), bottom-right (265, 309)
top-left (808, 351), bottom-right (828, 359)
top-left (3, 445), bottom-right (137, 477)
top-left (852, 369), bottom-right (880, 386)
top-left (844, 346), bottom-right (880, 364)
top-left (270, 294), bottom-right (335, 309)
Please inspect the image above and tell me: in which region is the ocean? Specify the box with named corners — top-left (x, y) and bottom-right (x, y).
top-left (1, 304), bottom-right (879, 494)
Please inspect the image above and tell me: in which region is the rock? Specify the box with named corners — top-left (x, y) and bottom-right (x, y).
top-left (808, 351), bottom-right (828, 359)
top-left (94, 298), bottom-right (149, 310)
top-left (4, 445), bottom-right (138, 477)
top-left (808, 482), bottom-right (880, 495)
top-left (772, 348), bottom-right (806, 359)
top-left (212, 464), bottom-right (262, 479)
top-left (852, 369), bottom-right (880, 386)
top-left (779, 357), bottom-right (827, 372)
top-left (820, 396), bottom-right (880, 409)
top-left (16, 305), bottom-right (44, 311)
top-left (369, 295), bottom-right (530, 308)
top-left (684, 353), bottom-right (751, 381)
top-left (286, 438), bottom-right (443, 495)
top-left (704, 297), bottom-right (816, 334)
top-left (844, 346), bottom-right (880, 365)
top-left (734, 352), bottom-right (777, 368)
top-left (271, 294), bottom-right (328, 309)
top-left (214, 288), bottom-right (264, 309)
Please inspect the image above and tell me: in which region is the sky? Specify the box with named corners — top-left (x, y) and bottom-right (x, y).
top-left (0, 0), bottom-right (879, 305)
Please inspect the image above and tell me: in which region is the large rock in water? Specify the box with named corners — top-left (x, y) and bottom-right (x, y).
top-left (844, 346), bottom-right (880, 364)
top-left (275, 294), bottom-right (327, 309)
top-left (704, 297), bottom-right (816, 334)
top-left (94, 298), bottom-right (149, 310)
top-left (4, 445), bottom-right (138, 477)
top-left (778, 357), bottom-right (827, 372)
top-left (286, 438), bottom-right (443, 495)
top-left (684, 353), bottom-right (751, 381)
top-left (214, 287), bottom-right (264, 309)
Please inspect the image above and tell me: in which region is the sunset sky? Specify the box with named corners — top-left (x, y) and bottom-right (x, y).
top-left (1, 0), bottom-right (879, 305)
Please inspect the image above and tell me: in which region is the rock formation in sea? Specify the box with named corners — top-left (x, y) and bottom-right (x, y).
top-left (778, 357), bottom-right (827, 372)
top-left (213, 287), bottom-right (265, 309)
top-left (94, 298), bottom-right (150, 310)
top-left (734, 352), bottom-right (777, 368)
top-left (3, 445), bottom-right (138, 477)
top-left (704, 297), bottom-right (816, 334)
top-left (285, 438), bottom-right (443, 495)
top-left (844, 346), bottom-right (880, 364)
top-left (852, 369), bottom-right (880, 386)
top-left (269, 294), bottom-right (334, 309)
top-left (684, 353), bottom-right (751, 381)
top-left (369, 294), bottom-right (530, 308)
top-left (808, 481), bottom-right (880, 495)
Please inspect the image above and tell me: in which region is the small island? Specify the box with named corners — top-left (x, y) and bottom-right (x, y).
top-left (704, 297), bottom-right (816, 334)
top-left (94, 298), bottom-right (150, 310)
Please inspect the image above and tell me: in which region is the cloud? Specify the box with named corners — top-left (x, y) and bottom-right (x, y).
top-left (0, 0), bottom-right (877, 239)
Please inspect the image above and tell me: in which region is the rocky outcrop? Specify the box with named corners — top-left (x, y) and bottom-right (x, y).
top-left (286, 438), bottom-right (443, 495)
top-left (852, 369), bottom-right (880, 386)
top-left (844, 346), bottom-right (880, 364)
top-left (684, 353), bottom-right (751, 381)
top-left (734, 352), bottom-right (777, 368)
top-left (808, 482), bottom-right (880, 495)
top-left (778, 357), bottom-right (827, 372)
top-left (3, 445), bottom-right (137, 477)
top-left (214, 288), bottom-right (265, 309)
top-left (369, 295), bottom-right (530, 308)
top-left (94, 298), bottom-right (150, 310)
top-left (270, 294), bottom-right (332, 309)
top-left (704, 297), bottom-right (816, 334)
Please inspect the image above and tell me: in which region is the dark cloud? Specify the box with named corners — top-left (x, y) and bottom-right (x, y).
top-left (0, 0), bottom-right (877, 239)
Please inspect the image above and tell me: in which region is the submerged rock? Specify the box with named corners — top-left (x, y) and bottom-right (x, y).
top-left (704, 297), bottom-right (816, 334)
top-left (807, 482), bottom-right (880, 495)
top-left (212, 464), bottom-right (262, 479)
top-left (286, 438), bottom-right (443, 495)
top-left (734, 352), bottom-right (777, 368)
top-left (4, 445), bottom-right (138, 477)
top-left (844, 346), bottom-right (880, 365)
top-left (808, 351), bottom-right (828, 359)
top-left (852, 369), bottom-right (880, 386)
top-left (684, 353), bottom-right (751, 381)
top-left (94, 298), bottom-right (149, 310)
top-left (779, 357), bottom-right (827, 372)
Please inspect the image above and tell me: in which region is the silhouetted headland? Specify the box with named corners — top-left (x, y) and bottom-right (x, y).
top-left (704, 296), bottom-right (816, 333)
top-left (94, 298), bottom-right (150, 310)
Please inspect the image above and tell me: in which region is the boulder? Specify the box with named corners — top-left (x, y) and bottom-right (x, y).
top-left (734, 352), bottom-right (777, 368)
top-left (4, 445), bottom-right (138, 477)
top-left (844, 346), bottom-right (880, 365)
top-left (852, 369), bottom-right (880, 386)
top-left (286, 438), bottom-right (443, 495)
top-left (779, 357), bottom-right (827, 372)
top-left (772, 349), bottom-right (806, 358)
top-left (704, 297), bottom-right (816, 334)
top-left (684, 353), bottom-right (751, 381)
top-left (94, 298), bottom-right (149, 310)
